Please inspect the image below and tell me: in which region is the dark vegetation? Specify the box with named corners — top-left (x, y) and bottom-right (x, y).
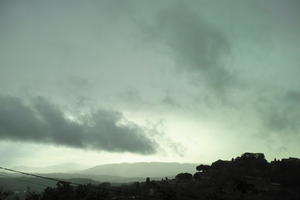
top-left (1, 153), bottom-right (300, 200)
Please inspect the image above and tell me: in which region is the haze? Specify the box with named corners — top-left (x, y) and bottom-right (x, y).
top-left (0, 0), bottom-right (300, 169)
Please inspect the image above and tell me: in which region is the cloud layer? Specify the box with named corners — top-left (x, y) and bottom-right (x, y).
top-left (0, 95), bottom-right (158, 154)
top-left (0, 0), bottom-right (300, 164)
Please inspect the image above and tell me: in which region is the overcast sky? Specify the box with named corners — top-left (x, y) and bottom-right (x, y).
top-left (0, 0), bottom-right (300, 168)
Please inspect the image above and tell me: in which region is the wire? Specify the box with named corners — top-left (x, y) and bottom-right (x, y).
top-left (0, 166), bottom-right (73, 185)
top-left (0, 173), bottom-right (51, 189)
top-left (0, 166), bottom-right (159, 199)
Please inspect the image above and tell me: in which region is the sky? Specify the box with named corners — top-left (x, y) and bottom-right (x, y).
top-left (0, 0), bottom-right (300, 168)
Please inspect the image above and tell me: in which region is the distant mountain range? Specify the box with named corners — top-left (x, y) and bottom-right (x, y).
top-left (81, 162), bottom-right (198, 178)
top-left (12, 162), bottom-right (198, 178)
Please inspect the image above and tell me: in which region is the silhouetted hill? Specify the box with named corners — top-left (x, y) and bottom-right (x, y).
top-left (81, 162), bottom-right (197, 178)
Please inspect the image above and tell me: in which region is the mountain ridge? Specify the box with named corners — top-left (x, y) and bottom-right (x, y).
top-left (81, 162), bottom-right (198, 178)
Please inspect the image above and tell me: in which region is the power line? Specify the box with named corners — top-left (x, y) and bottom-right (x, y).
top-left (0, 166), bottom-right (74, 185)
top-left (0, 173), bottom-right (52, 189)
top-left (0, 166), bottom-right (159, 199)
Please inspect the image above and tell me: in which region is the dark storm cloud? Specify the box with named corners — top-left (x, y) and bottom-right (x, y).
top-left (143, 3), bottom-right (234, 92)
top-left (0, 95), bottom-right (158, 154)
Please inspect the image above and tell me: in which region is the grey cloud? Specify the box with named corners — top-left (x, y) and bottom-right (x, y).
top-left (0, 95), bottom-right (158, 154)
top-left (257, 91), bottom-right (300, 135)
top-left (144, 2), bottom-right (300, 140)
top-left (161, 96), bottom-right (181, 108)
top-left (286, 91), bottom-right (300, 103)
top-left (142, 3), bottom-right (234, 92)
top-left (135, 1), bottom-right (299, 143)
